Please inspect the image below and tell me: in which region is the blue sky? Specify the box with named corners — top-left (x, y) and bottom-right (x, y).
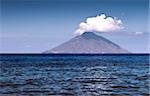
top-left (0, 0), bottom-right (149, 53)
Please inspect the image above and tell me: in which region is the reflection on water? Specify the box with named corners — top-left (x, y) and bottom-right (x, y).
top-left (0, 54), bottom-right (149, 96)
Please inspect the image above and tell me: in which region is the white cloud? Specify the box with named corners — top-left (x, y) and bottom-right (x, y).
top-left (135, 31), bottom-right (144, 35)
top-left (75, 13), bottom-right (124, 35)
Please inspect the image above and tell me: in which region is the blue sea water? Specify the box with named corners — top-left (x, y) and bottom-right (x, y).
top-left (0, 54), bottom-right (149, 96)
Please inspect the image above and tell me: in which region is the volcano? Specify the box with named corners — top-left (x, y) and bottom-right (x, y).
top-left (44, 32), bottom-right (129, 53)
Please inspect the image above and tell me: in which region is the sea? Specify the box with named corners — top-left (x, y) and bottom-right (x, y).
top-left (0, 54), bottom-right (149, 96)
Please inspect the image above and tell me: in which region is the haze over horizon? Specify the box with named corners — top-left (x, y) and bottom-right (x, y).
top-left (1, 0), bottom-right (149, 53)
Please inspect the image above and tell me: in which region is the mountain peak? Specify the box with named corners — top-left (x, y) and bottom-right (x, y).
top-left (81, 32), bottom-right (97, 36)
top-left (44, 32), bottom-right (129, 54)
top-left (81, 32), bottom-right (99, 39)
top-left (82, 32), bottom-right (95, 35)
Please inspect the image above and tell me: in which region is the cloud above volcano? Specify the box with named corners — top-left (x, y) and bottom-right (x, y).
top-left (75, 14), bottom-right (124, 35)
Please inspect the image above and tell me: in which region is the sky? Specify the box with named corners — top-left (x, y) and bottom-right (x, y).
top-left (0, 0), bottom-right (149, 53)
